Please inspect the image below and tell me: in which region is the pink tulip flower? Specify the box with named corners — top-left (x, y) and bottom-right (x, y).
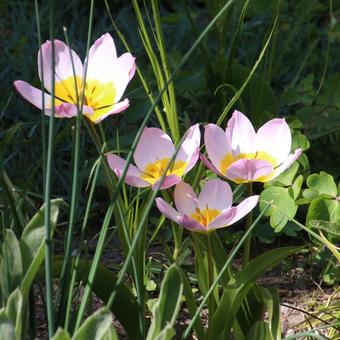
top-left (107, 124), bottom-right (200, 190)
top-left (202, 110), bottom-right (302, 183)
top-left (14, 33), bottom-right (136, 123)
top-left (156, 179), bottom-right (259, 233)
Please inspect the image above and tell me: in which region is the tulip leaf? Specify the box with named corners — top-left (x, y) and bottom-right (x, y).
top-left (0, 230), bottom-right (23, 298)
top-left (0, 310), bottom-right (16, 340)
top-left (49, 258), bottom-right (139, 340)
top-left (211, 246), bottom-right (301, 338)
top-left (5, 289), bottom-right (23, 339)
top-left (177, 267), bottom-right (206, 340)
top-left (246, 321), bottom-right (275, 340)
top-left (51, 328), bottom-right (71, 340)
top-left (72, 308), bottom-right (113, 340)
top-left (146, 264), bottom-right (183, 340)
top-left (260, 187), bottom-right (298, 232)
top-left (20, 198), bottom-right (63, 297)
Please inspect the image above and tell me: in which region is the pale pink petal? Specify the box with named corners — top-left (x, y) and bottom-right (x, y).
top-left (45, 102), bottom-right (93, 118)
top-left (256, 118), bottom-right (291, 165)
top-left (273, 149), bottom-right (302, 178)
top-left (180, 215), bottom-right (207, 232)
top-left (226, 159), bottom-right (274, 183)
top-left (152, 174), bottom-right (182, 191)
top-left (38, 39), bottom-right (83, 94)
top-left (14, 80), bottom-right (92, 118)
top-left (197, 179), bottom-right (233, 211)
top-left (91, 99), bottom-right (130, 124)
top-left (204, 124), bottom-right (230, 171)
top-left (174, 181), bottom-right (198, 215)
top-left (200, 154), bottom-right (221, 175)
top-left (134, 128), bottom-right (175, 171)
top-left (176, 124), bottom-right (201, 174)
top-left (111, 53), bottom-right (136, 102)
top-left (156, 198), bottom-right (181, 224)
top-left (86, 33), bottom-right (118, 83)
top-left (208, 195), bottom-right (259, 229)
top-left (106, 153), bottom-right (150, 188)
top-left (226, 110), bottom-right (256, 155)
top-left (14, 80), bottom-right (51, 110)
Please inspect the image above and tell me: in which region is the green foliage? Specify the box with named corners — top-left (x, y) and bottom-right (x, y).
top-left (147, 264), bottom-right (183, 340)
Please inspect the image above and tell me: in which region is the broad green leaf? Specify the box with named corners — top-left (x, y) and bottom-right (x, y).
top-left (49, 258), bottom-right (139, 340)
top-left (292, 175), bottom-right (304, 200)
top-left (267, 162), bottom-right (299, 187)
top-left (304, 172), bottom-right (337, 199)
top-left (0, 230), bottom-right (23, 298)
top-left (52, 328), bottom-right (71, 340)
top-left (147, 264), bottom-right (183, 340)
top-left (20, 198), bottom-right (63, 297)
top-left (247, 321), bottom-right (274, 340)
top-left (5, 289), bottom-right (23, 339)
top-left (177, 267), bottom-right (206, 340)
top-left (212, 246), bottom-right (301, 339)
top-left (72, 308), bottom-right (112, 340)
top-left (291, 130), bottom-right (310, 152)
top-left (307, 197), bottom-right (340, 228)
top-left (0, 310), bottom-right (15, 340)
top-left (260, 187), bottom-right (298, 232)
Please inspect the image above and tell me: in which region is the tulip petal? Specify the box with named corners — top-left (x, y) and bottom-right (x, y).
top-left (226, 159), bottom-right (274, 183)
top-left (38, 40), bottom-right (83, 98)
top-left (86, 33), bottom-right (119, 83)
top-left (226, 110), bottom-right (256, 155)
top-left (111, 53), bottom-right (136, 102)
top-left (156, 198), bottom-right (181, 224)
top-left (14, 80), bottom-right (93, 118)
top-left (200, 154), bottom-right (221, 175)
top-left (204, 124), bottom-right (230, 172)
top-left (198, 179), bottom-right (233, 211)
top-left (174, 181), bottom-right (198, 215)
top-left (134, 128), bottom-right (175, 171)
top-left (152, 174), bottom-right (182, 190)
top-left (180, 215), bottom-right (207, 232)
top-left (106, 153), bottom-right (150, 188)
top-left (256, 118), bottom-right (291, 165)
top-left (89, 99), bottom-right (130, 123)
top-left (176, 124), bottom-right (201, 174)
top-left (273, 149), bottom-right (302, 178)
top-left (209, 195), bottom-right (259, 229)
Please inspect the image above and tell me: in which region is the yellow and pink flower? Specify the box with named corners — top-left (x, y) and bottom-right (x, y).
top-left (14, 33), bottom-right (136, 123)
top-left (156, 179), bottom-right (259, 233)
top-left (202, 110), bottom-right (302, 183)
top-left (107, 125), bottom-right (200, 190)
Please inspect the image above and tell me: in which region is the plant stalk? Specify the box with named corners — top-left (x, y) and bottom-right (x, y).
top-left (242, 182), bottom-right (253, 268)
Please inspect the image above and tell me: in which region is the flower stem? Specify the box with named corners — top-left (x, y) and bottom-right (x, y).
top-left (243, 182), bottom-right (253, 268)
top-left (207, 232), bottom-right (215, 331)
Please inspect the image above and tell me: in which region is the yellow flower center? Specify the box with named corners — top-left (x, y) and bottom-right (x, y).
top-left (191, 207), bottom-right (221, 228)
top-left (140, 158), bottom-right (187, 185)
top-left (54, 76), bottom-right (116, 122)
top-left (220, 151), bottom-right (278, 183)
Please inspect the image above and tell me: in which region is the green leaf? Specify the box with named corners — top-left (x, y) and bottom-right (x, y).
top-left (291, 130), bottom-right (310, 152)
top-left (304, 172), bottom-right (337, 199)
top-left (212, 246), bottom-right (301, 339)
top-left (5, 289), bottom-right (23, 339)
top-left (49, 258), bottom-right (139, 340)
top-left (306, 197), bottom-right (340, 228)
top-left (146, 264), bottom-right (183, 340)
top-left (260, 187), bottom-right (298, 232)
top-left (20, 198), bottom-right (63, 297)
top-left (292, 175), bottom-right (304, 200)
top-left (0, 230), bottom-right (23, 298)
top-left (52, 328), bottom-right (71, 340)
top-left (267, 162), bottom-right (299, 187)
top-left (72, 308), bottom-right (112, 340)
top-left (0, 310), bottom-right (15, 340)
top-left (247, 321), bottom-right (275, 340)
